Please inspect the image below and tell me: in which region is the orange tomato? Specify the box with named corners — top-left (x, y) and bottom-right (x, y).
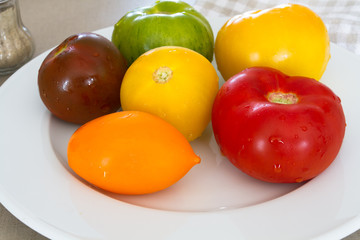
top-left (67, 111), bottom-right (200, 195)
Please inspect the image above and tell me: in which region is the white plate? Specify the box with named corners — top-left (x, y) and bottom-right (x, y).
top-left (1, 17), bottom-right (360, 240)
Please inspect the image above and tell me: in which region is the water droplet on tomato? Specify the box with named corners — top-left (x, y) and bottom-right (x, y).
top-left (302, 167), bottom-right (309, 173)
top-left (237, 145), bottom-right (245, 157)
top-left (295, 177), bottom-right (304, 183)
top-left (300, 126), bottom-right (308, 131)
top-left (269, 136), bottom-right (284, 144)
top-left (273, 164), bottom-right (282, 173)
top-left (119, 113), bottom-right (134, 119)
top-left (86, 77), bottom-right (95, 87)
top-left (318, 135), bottom-right (328, 145)
top-left (333, 95), bottom-right (341, 103)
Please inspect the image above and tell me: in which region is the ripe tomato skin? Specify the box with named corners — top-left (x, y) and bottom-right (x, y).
top-left (68, 111), bottom-right (200, 195)
top-left (120, 46), bottom-right (219, 141)
top-left (215, 4), bottom-right (330, 81)
top-left (211, 67), bottom-right (346, 183)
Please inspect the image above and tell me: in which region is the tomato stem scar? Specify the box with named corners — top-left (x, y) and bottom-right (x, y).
top-left (153, 66), bottom-right (173, 84)
top-left (267, 92), bottom-right (298, 104)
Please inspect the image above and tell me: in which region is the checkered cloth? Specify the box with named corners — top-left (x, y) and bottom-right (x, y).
top-left (194, 0), bottom-right (360, 55)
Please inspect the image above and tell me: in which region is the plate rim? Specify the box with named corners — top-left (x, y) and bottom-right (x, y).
top-left (1, 17), bottom-right (360, 240)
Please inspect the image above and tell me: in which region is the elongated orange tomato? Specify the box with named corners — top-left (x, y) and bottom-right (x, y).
top-left (67, 111), bottom-right (200, 195)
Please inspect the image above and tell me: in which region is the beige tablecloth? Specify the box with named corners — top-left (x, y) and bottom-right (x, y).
top-left (1, 0), bottom-right (360, 239)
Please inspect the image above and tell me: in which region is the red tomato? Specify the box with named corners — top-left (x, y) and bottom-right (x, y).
top-left (211, 67), bottom-right (346, 183)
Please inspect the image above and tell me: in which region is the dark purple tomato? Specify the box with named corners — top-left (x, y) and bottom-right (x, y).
top-left (38, 32), bottom-right (127, 124)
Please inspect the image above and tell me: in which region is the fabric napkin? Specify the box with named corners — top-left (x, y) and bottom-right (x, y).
top-left (194, 0), bottom-right (360, 55)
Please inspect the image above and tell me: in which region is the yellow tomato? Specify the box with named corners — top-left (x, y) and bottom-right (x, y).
top-left (120, 46), bottom-right (219, 141)
top-left (215, 4), bottom-right (330, 81)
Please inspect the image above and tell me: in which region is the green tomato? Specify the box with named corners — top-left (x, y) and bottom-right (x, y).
top-left (111, 1), bottom-right (214, 67)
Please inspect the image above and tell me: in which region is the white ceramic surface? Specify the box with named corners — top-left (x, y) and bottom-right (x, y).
top-left (0, 17), bottom-right (360, 240)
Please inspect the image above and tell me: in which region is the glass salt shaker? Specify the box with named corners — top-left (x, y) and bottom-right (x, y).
top-left (0, 0), bottom-right (34, 76)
